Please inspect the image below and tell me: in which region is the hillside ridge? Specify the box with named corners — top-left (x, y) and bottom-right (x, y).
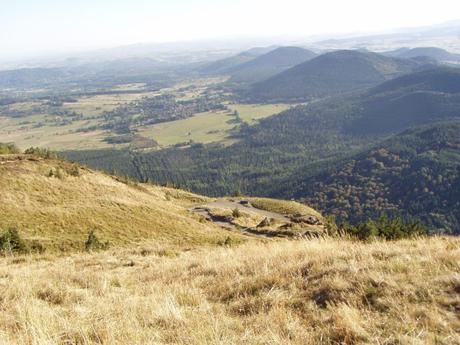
top-left (227, 46), bottom-right (317, 84)
top-left (249, 49), bottom-right (433, 101)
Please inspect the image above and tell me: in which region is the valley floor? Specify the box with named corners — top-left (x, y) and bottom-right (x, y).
top-left (0, 236), bottom-right (459, 345)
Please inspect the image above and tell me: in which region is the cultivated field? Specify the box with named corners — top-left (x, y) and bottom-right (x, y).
top-left (61, 92), bottom-right (161, 117)
top-left (0, 91), bottom-right (163, 150)
top-left (0, 114), bottom-right (110, 150)
top-left (138, 110), bottom-right (237, 146)
top-left (140, 103), bottom-right (290, 147)
top-left (227, 104), bottom-right (290, 124)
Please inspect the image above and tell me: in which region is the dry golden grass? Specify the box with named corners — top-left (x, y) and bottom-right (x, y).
top-left (0, 236), bottom-right (458, 344)
top-left (0, 155), bottom-right (245, 251)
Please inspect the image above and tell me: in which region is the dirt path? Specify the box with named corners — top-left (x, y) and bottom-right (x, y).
top-left (191, 205), bottom-right (235, 230)
top-left (190, 199), bottom-right (291, 237)
top-left (202, 199), bottom-right (290, 221)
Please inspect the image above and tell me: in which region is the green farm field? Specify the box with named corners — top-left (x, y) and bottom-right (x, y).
top-left (138, 110), bottom-right (236, 146)
top-left (0, 114), bottom-right (111, 150)
top-left (139, 103), bottom-right (290, 147)
top-left (227, 103), bottom-right (290, 124)
top-left (62, 92), bottom-right (161, 117)
top-left (0, 90), bottom-right (162, 150)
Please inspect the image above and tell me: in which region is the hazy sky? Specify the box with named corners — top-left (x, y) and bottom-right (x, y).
top-left (2, 0), bottom-right (460, 58)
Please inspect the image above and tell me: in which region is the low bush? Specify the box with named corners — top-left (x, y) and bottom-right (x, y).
top-left (29, 240), bottom-right (46, 254)
top-left (84, 231), bottom-right (109, 251)
top-left (232, 208), bottom-right (242, 218)
top-left (24, 147), bottom-right (58, 159)
top-left (217, 236), bottom-right (234, 247)
top-left (0, 228), bottom-right (28, 255)
top-left (67, 165), bottom-right (81, 177)
top-left (0, 143), bottom-right (20, 154)
top-left (47, 168), bottom-right (65, 179)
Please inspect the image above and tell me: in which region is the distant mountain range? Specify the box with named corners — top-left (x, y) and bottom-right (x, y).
top-left (382, 47), bottom-right (460, 62)
top-left (311, 21), bottom-right (460, 53)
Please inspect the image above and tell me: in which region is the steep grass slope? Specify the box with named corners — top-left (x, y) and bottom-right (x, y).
top-left (0, 237), bottom-right (458, 344)
top-left (0, 154), bottom-right (245, 251)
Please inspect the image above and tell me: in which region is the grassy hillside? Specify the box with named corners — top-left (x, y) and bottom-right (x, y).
top-left (0, 154), bottom-right (246, 251)
top-left (227, 47), bottom-right (316, 84)
top-left (249, 50), bottom-right (430, 102)
top-left (0, 236), bottom-right (458, 344)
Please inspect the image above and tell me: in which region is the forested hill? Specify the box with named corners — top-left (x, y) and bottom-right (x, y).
top-left (345, 67), bottom-right (460, 134)
top-left (227, 47), bottom-right (317, 84)
top-left (368, 67), bottom-right (460, 94)
top-left (294, 121), bottom-right (460, 234)
top-left (248, 50), bottom-right (433, 102)
top-left (198, 49), bottom-right (264, 75)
